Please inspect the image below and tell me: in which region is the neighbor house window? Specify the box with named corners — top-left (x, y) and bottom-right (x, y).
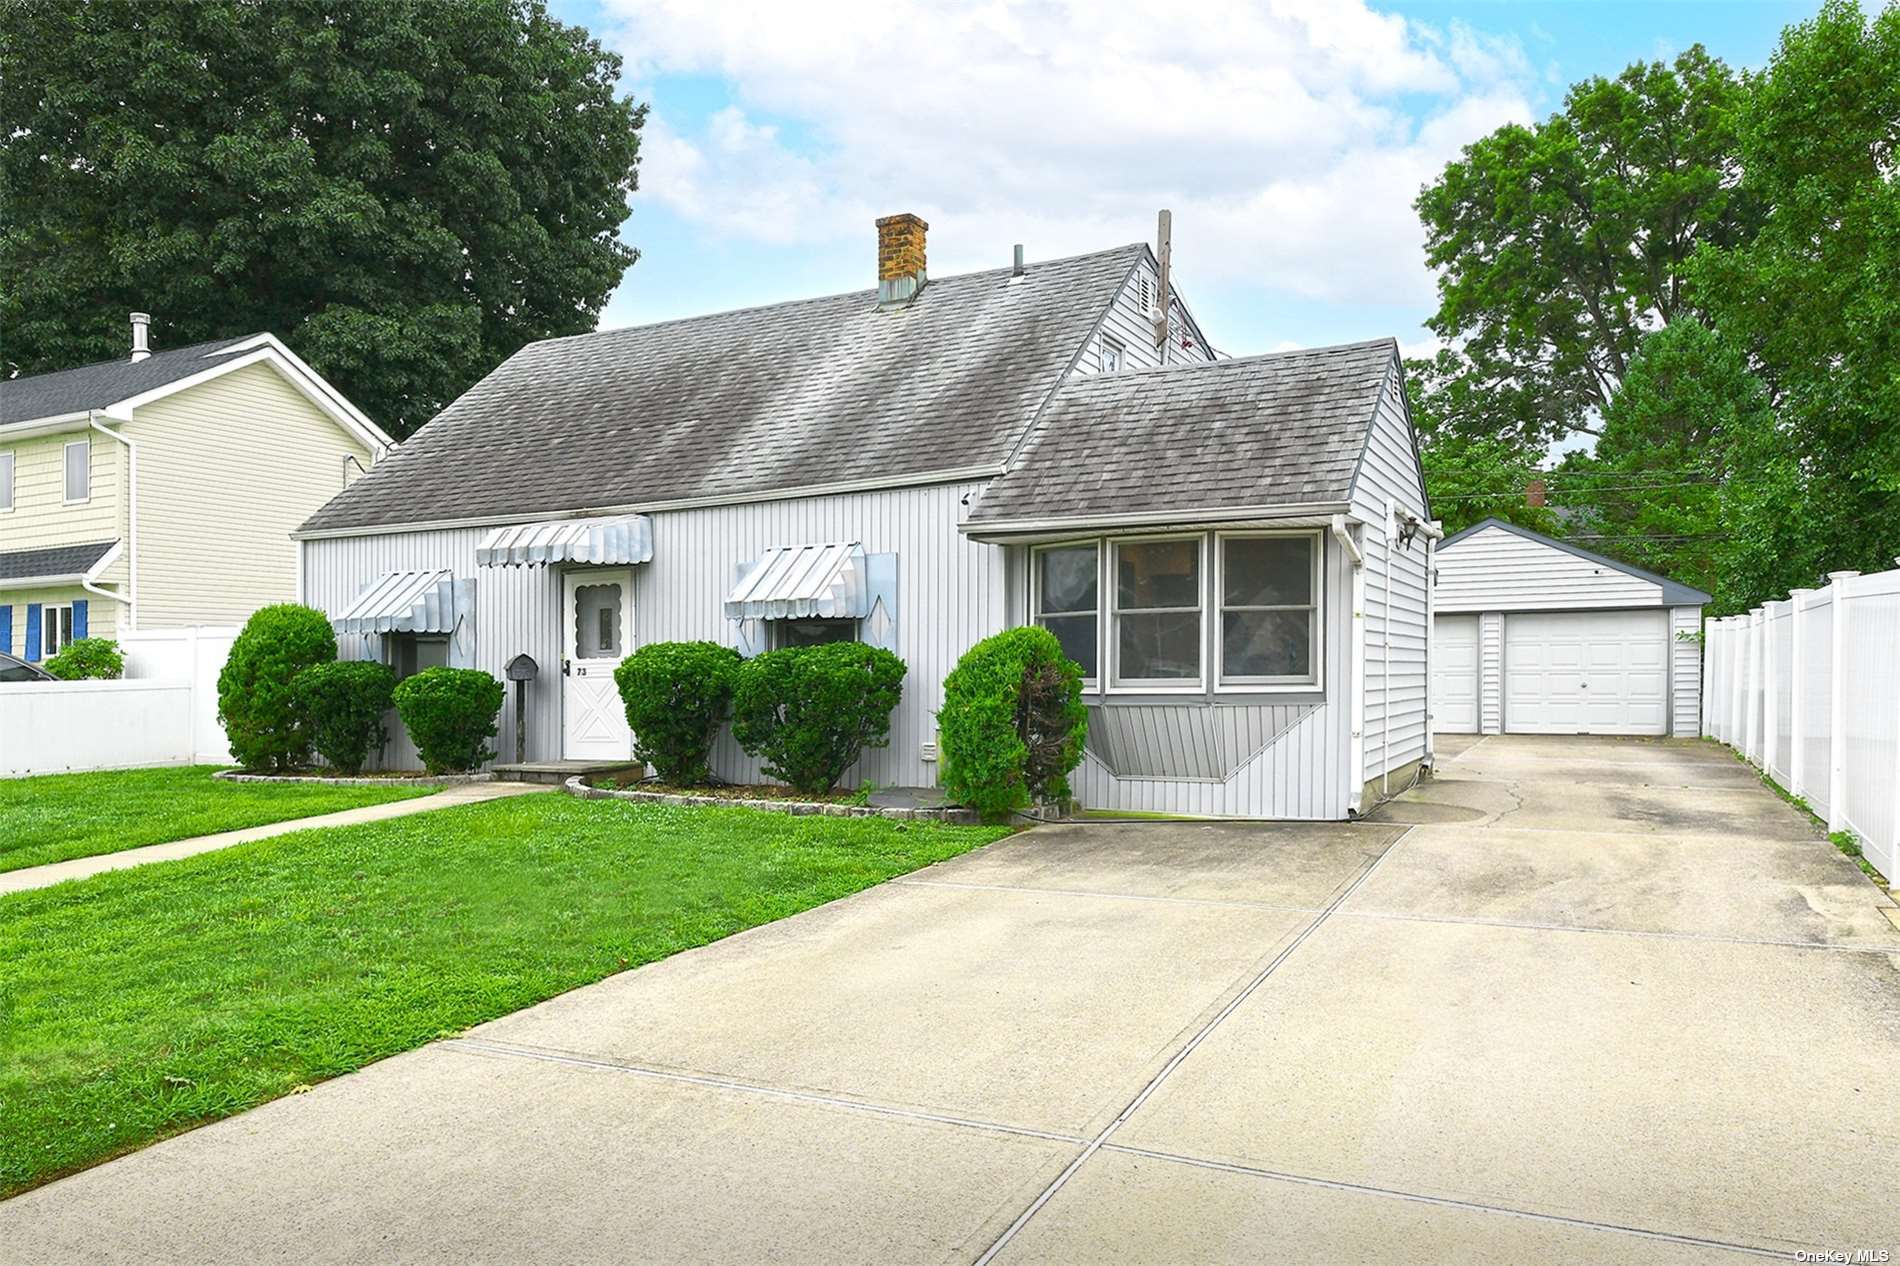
top-left (390, 633), bottom-right (450, 680)
top-left (1100, 338), bottom-right (1124, 373)
top-left (1112, 537), bottom-right (1203, 688)
top-left (1033, 542), bottom-right (1099, 681)
top-left (63, 439), bottom-right (90, 503)
top-left (771, 618), bottom-right (858, 649)
top-left (0, 451), bottom-right (13, 511)
top-left (1219, 533), bottom-right (1321, 687)
top-left (42, 604), bottom-right (75, 658)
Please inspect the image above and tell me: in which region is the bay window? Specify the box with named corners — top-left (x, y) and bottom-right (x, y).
top-left (1032, 542), bottom-right (1099, 680)
top-left (1113, 537), bottom-right (1203, 688)
top-left (1219, 533), bottom-right (1321, 687)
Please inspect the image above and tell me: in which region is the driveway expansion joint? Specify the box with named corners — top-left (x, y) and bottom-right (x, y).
top-left (891, 876), bottom-right (1326, 914)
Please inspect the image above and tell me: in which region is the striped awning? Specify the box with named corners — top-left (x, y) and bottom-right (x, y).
top-left (724, 543), bottom-right (868, 620)
top-left (476, 515), bottom-right (653, 567)
top-left (332, 569), bottom-right (464, 635)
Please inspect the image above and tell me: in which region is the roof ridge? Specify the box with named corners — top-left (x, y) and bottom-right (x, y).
top-left (1, 333), bottom-right (262, 387)
top-left (527, 243), bottom-right (1148, 349)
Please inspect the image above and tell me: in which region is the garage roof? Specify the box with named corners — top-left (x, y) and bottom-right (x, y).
top-left (1437, 518), bottom-right (1711, 610)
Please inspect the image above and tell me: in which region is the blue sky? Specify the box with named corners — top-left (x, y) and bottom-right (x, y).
top-left (548, 0), bottom-right (1811, 359)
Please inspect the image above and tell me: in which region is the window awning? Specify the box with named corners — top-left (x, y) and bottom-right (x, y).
top-left (724, 543), bottom-right (868, 620)
top-left (332, 569), bottom-right (467, 635)
top-left (475, 515), bottom-right (653, 567)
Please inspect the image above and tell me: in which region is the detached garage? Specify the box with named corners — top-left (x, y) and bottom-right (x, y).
top-left (1430, 518), bottom-right (1709, 737)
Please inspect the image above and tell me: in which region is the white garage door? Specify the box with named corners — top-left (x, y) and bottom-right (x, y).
top-left (1432, 615), bottom-right (1480, 733)
top-left (1504, 610), bottom-right (1669, 735)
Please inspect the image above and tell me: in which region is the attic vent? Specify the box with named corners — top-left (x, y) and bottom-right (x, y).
top-left (1137, 277), bottom-right (1152, 311)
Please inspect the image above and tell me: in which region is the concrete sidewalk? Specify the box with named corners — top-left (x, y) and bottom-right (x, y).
top-left (4, 736), bottom-right (1895, 1262)
top-left (0, 781), bottom-right (548, 895)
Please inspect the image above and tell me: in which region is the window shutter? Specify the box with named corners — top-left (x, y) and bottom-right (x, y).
top-left (25, 603), bottom-right (42, 661)
top-left (73, 599), bottom-right (89, 641)
top-left (0, 605), bottom-right (11, 654)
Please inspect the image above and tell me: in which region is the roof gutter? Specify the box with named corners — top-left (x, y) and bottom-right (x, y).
top-left (88, 414), bottom-right (137, 626)
top-left (961, 501), bottom-right (1351, 543)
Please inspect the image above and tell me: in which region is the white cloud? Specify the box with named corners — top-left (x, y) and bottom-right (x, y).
top-left (601, 0), bottom-right (1534, 313)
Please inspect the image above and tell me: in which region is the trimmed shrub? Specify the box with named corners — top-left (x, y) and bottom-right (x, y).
top-left (217, 604), bottom-right (338, 771)
top-left (43, 637), bottom-right (124, 680)
top-left (939, 626), bottom-right (1087, 820)
top-left (392, 666), bottom-right (503, 773)
top-left (293, 660), bottom-right (396, 775)
top-left (731, 642), bottom-right (906, 796)
top-left (614, 641), bottom-right (742, 785)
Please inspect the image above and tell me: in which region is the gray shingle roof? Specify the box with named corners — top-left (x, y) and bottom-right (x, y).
top-left (0, 540), bottom-right (118, 582)
top-left (299, 246), bottom-right (1146, 534)
top-left (966, 338), bottom-right (1398, 528)
top-left (0, 337), bottom-right (261, 425)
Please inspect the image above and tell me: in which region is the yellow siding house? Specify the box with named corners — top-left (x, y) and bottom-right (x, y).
top-left (0, 316), bottom-right (392, 660)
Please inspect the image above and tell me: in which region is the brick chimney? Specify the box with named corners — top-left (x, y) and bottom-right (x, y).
top-left (1525, 478), bottom-right (1547, 508)
top-left (876, 213), bottom-right (928, 309)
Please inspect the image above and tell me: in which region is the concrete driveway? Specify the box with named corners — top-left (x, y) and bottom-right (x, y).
top-left (5, 735), bottom-right (1897, 1263)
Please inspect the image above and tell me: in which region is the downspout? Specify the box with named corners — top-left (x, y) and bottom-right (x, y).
top-left (89, 412), bottom-right (138, 629)
top-left (1382, 499), bottom-right (1395, 798)
top-left (1332, 515), bottom-right (1366, 817)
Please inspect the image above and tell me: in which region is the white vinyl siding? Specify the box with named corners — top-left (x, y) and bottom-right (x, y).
top-left (125, 361), bottom-right (375, 629)
top-left (1070, 256), bottom-right (1216, 379)
top-left (1670, 606), bottom-right (1702, 737)
top-left (1437, 524), bottom-right (1663, 612)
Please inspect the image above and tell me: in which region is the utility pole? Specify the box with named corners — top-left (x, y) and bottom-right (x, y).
top-left (1154, 209), bottom-right (1172, 363)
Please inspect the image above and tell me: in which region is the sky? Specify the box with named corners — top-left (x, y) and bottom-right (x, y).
top-left (546, 0), bottom-right (1812, 362)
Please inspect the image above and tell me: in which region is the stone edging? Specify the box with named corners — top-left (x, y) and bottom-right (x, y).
top-left (214, 770), bottom-right (496, 787)
top-left (562, 776), bottom-right (984, 824)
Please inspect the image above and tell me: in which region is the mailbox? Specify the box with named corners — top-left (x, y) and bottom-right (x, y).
top-left (506, 653), bottom-right (539, 682)
top-left (505, 654), bottom-right (538, 763)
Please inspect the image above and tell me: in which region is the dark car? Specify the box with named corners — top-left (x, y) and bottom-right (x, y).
top-left (0, 650), bottom-right (55, 683)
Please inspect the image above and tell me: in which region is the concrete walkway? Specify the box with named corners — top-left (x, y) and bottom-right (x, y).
top-left (0, 780), bottom-right (548, 895)
top-left (4, 736), bottom-right (1896, 1262)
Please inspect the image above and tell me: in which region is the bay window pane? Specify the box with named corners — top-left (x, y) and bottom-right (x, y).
top-left (1040, 613), bottom-right (1098, 677)
top-left (1222, 537), bottom-right (1311, 607)
top-left (1117, 539), bottom-right (1200, 609)
top-left (1223, 610), bottom-right (1312, 679)
top-left (1118, 611), bottom-right (1201, 680)
top-left (1038, 544), bottom-right (1098, 614)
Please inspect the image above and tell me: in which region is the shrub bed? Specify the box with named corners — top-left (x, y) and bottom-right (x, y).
top-left (939, 626), bottom-right (1087, 820)
top-left (217, 605), bottom-right (338, 771)
top-left (293, 660), bottom-right (396, 775)
top-left (731, 642), bottom-right (906, 796)
top-left (43, 637), bottom-right (123, 680)
top-left (392, 666), bottom-right (504, 773)
top-left (613, 640), bottom-right (742, 784)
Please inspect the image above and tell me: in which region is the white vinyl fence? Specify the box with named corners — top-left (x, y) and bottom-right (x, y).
top-left (0, 626), bottom-right (237, 777)
top-left (1703, 566), bottom-right (1900, 881)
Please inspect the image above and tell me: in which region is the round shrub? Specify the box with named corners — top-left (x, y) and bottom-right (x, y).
top-left (293, 660), bottom-right (396, 775)
top-left (614, 640), bottom-right (742, 785)
top-left (43, 636), bottom-right (124, 680)
top-left (392, 666), bottom-right (504, 773)
top-left (731, 642), bottom-right (906, 796)
top-left (939, 626), bottom-right (1087, 820)
top-left (217, 604), bottom-right (338, 771)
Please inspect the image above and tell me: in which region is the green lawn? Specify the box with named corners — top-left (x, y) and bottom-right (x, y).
top-left (0, 794), bottom-right (1008, 1195)
top-left (0, 765), bottom-right (437, 874)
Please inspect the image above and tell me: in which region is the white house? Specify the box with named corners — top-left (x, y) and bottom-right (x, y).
top-left (1431, 517), bottom-right (1709, 737)
top-left (295, 214), bottom-right (1436, 818)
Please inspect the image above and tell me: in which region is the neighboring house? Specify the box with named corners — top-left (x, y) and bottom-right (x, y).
top-left (296, 214), bottom-right (1434, 818)
top-left (0, 317), bottom-right (392, 660)
top-left (1431, 518), bottom-right (1709, 738)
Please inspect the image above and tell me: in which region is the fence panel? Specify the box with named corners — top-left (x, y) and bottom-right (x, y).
top-left (0, 680), bottom-right (196, 776)
top-left (121, 626), bottom-right (239, 765)
top-left (1706, 567), bottom-right (1899, 881)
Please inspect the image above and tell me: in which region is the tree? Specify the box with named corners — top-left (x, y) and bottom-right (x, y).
top-left (1405, 356), bottom-right (1556, 537)
top-left (1688, 0), bottom-right (1900, 599)
top-left (1415, 46), bottom-right (1758, 447)
top-left (0, 0), bottom-right (644, 437)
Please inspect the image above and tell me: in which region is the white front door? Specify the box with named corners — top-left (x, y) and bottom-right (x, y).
top-left (1504, 609), bottom-right (1668, 735)
top-left (562, 569), bottom-right (634, 761)
top-left (1432, 614), bottom-right (1480, 733)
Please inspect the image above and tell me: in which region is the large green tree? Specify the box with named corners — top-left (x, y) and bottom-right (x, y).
top-left (1415, 46), bottom-right (1758, 447)
top-left (1688, 0), bottom-right (1900, 600)
top-left (0, 0), bottom-right (644, 437)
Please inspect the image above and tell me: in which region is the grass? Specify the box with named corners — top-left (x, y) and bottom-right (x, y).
top-left (0, 794), bottom-right (1009, 1195)
top-left (0, 765), bottom-right (437, 874)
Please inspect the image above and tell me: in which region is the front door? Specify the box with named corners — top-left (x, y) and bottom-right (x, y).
top-left (562, 569), bottom-right (634, 761)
